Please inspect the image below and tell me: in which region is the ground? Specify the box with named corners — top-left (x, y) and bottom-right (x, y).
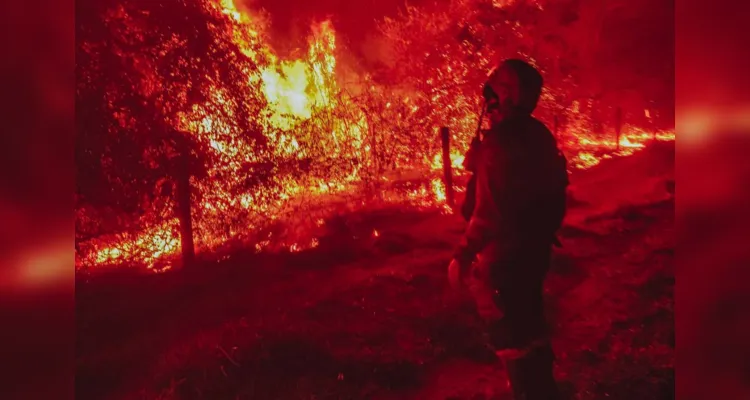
top-left (76, 143), bottom-right (675, 400)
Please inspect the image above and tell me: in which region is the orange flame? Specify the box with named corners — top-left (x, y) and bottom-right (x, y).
top-left (77, 1), bottom-right (675, 271)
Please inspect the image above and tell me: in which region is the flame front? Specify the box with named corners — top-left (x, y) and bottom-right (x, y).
top-left (77, 0), bottom-right (675, 270)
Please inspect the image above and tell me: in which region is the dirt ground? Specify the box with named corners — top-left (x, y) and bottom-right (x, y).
top-left (76, 143), bottom-right (675, 400)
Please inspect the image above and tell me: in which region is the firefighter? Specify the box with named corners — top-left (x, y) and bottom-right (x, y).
top-left (449, 59), bottom-right (569, 399)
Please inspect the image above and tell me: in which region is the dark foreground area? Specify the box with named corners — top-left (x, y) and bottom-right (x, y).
top-left (76, 144), bottom-right (675, 400)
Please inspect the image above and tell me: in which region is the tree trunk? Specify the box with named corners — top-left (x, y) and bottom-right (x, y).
top-left (440, 127), bottom-right (455, 208)
top-left (175, 142), bottom-right (196, 268)
top-left (615, 107), bottom-right (623, 151)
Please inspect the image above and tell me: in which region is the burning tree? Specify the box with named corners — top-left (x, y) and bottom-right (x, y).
top-left (75, 0), bottom-right (441, 271)
top-left (76, 0), bottom-right (278, 269)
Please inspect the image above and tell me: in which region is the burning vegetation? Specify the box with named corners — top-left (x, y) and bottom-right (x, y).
top-left (75, 0), bottom-right (674, 271)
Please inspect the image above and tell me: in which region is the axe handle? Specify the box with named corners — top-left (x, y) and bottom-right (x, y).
top-left (474, 104), bottom-right (486, 140)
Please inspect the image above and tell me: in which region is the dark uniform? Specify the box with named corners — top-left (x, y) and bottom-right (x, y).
top-left (455, 59), bottom-right (568, 400)
top-left (461, 135), bottom-right (482, 222)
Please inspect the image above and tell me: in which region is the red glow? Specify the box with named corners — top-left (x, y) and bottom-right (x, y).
top-left (75, 1), bottom-right (675, 271)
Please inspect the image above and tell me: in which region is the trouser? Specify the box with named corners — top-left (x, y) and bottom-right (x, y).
top-left (467, 242), bottom-right (559, 400)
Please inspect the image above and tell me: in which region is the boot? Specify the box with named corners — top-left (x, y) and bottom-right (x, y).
top-left (503, 344), bottom-right (560, 400)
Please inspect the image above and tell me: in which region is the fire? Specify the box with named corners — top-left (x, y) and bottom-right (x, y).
top-left (86, 221), bottom-right (181, 268)
top-left (76, 0), bottom-right (675, 271)
top-left (259, 21), bottom-right (338, 130)
top-left (566, 126), bottom-right (675, 169)
top-left (220, 0), bottom-right (242, 22)
top-left (431, 178), bottom-right (447, 202)
top-left (79, 10), bottom-right (368, 269)
top-left (431, 150), bottom-right (465, 171)
top-left (261, 61), bottom-right (314, 127)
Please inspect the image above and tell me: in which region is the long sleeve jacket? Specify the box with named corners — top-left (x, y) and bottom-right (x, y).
top-left (456, 115), bottom-right (568, 263)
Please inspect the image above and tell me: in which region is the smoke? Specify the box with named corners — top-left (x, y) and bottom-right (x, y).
top-left (241, 0), bottom-right (424, 65)
top-left (246, 0), bottom-right (399, 39)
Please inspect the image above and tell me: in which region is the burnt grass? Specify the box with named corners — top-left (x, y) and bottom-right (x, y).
top-left (76, 198), bottom-right (674, 400)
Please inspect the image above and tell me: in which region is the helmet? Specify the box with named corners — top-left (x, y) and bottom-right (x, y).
top-left (484, 59), bottom-right (543, 114)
